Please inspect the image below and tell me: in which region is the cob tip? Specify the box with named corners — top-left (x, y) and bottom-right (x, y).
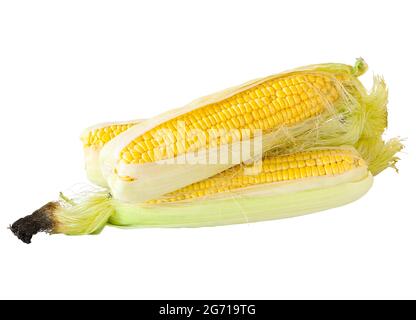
top-left (10, 202), bottom-right (58, 244)
top-left (10, 191), bottom-right (114, 244)
top-left (352, 57), bottom-right (368, 77)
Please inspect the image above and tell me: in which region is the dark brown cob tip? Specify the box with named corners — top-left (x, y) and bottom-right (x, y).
top-left (10, 202), bottom-right (59, 244)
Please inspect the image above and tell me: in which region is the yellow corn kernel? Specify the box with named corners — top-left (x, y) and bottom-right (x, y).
top-left (119, 73), bottom-right (340, 164)
top-left (148, 148), bottom-right (365, 204)
top-left (82, 122), bottom-right (138, 148)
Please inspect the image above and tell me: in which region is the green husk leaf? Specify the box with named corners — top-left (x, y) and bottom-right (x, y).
top-left (109, 172), bottom-right (373, 228)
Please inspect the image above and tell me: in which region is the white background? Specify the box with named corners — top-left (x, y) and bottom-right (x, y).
top-left (0, 0), bottom-right (415, 300)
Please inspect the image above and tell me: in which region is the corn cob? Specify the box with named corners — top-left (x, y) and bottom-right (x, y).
top-left (110, 146), bottom-right (374, 228)
top-left (11, 129), bottom-right (402, 244)
top-left (82, 120), bottom-right (141, 186)
top-left (117, 58), bottom-right (368, 166)
top-left (95, 59), bottom-right (390, 202)
top-left (82, 121), bottom-right (139, 148)
top-left (121, 75), bottom-right (340, 165)
top-left (9, 146), bottom-right (371, 242)
top-left (82, 66), bottom-right (387, 192)
top-left (146, 148), bottom-right (366, 204)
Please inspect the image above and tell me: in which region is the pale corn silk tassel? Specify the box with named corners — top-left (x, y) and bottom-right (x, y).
top-left (11, 190), bottom-right (114, 244)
